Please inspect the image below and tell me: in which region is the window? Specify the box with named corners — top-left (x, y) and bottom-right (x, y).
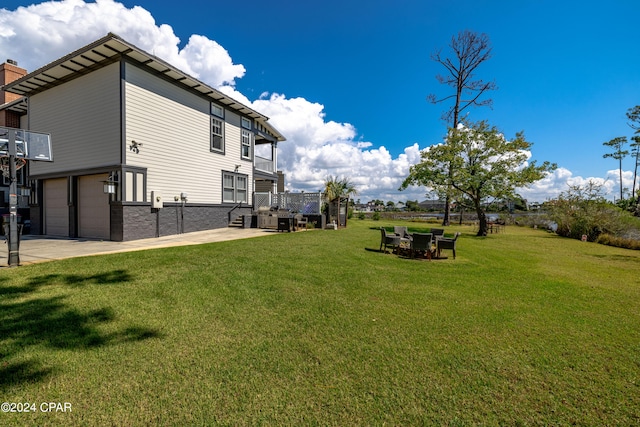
top-left (241, 129), bottom-right (252, 160)
top-left (211, 103), bottom-right (224, 118)
top-left (241, 117), bottom-right (252, 129)
top-left (124, 170), bottom-right (145, 202)
top-left (211, 117), bottom-right (224, 152)
top-left (223, 172), bottom-right (248, 203)
top-left (236, 175), bottom-right (247, 202)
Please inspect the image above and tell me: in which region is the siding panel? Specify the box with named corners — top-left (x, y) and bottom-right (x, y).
top-left (124, 63), bottom-right (253, 204)
top-left (29, 63), bottom-right (121, 175)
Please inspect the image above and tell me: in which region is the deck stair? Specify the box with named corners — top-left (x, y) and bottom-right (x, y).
top-left (229, 215), bottom-right (244, 228)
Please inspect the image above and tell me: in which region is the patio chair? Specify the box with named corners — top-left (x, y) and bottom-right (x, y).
top-left (430, 228), bottom-right (445, 239)
top-left (410, 232), bottom-right (433, 259)
top-left (380, 227), bottom-right (401, 254)
top-left (394, 226), bottom-right (410, 239)
top-left (436, 232), bottom-right (460, 259)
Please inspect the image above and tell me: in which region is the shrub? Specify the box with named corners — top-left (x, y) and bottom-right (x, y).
top-left (597, 233), bottom-right (640, 250)
top-left (358, 212), bottom-right (366, 220)
top-left (546, 182), bottom-right (628, 241)
top-left (372, 212), bottom-right (381, 221)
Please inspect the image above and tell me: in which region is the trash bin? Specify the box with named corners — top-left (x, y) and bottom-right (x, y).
top-left (277, 216), bottom-right (292, 232)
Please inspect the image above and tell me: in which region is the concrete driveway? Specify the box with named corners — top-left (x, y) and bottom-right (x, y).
top-left (1, 227), bottom-right (274, 267)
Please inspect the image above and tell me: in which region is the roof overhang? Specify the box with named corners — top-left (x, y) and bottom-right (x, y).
top-left (0, 97), bottom-right (28, 114)
top-left (2, 33), bottom-right (285, 141)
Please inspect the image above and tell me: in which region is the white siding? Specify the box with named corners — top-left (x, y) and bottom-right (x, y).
top-left (124, 63), bottom-right (252, 204)
top-left (29, 63), bottom-right (121, 175)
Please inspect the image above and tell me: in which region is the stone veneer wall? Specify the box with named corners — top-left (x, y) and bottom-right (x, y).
top-left (113, 203), bottom-right (252, 241)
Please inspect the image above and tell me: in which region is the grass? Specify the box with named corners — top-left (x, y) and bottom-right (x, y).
top-left (1, 221), bottom-right (640, 425)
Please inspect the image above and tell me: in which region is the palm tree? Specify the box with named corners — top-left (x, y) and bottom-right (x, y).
top-left (323, 175), bottom-right (358, 227)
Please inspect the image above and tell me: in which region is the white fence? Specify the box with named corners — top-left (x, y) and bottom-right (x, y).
top-left (254, 192), bottom-right (322, 214)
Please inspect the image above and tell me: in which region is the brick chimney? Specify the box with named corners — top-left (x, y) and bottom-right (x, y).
top-left (0, 59), bottom-right (27, 127)
top-left (1, 59), bottom-right (27, 104)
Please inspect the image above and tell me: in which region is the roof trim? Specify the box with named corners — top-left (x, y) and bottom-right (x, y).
top-left (2, 33), bottom-right (285, 141)
top-left (0, 97), bottom-right (28, 114)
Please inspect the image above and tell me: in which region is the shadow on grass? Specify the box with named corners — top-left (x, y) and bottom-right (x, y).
top-left (0, 270), bottom-right (162, 391)
top-left (364, 247), bottom-right (385, 253)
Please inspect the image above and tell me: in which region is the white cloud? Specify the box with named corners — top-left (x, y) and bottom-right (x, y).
top-left (0, 0), bottom-right (627, 204)
top-left (517, 167), bottom-right (636, 202)
top-left (0, 0), bottom-right (243, 87)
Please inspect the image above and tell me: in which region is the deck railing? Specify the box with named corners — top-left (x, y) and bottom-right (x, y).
top-left (254, 192), bottom-right (322, 214)
top-left (254, 155), bottom-right (274, 173)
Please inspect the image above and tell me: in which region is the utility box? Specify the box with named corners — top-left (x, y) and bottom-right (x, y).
top-left (151, 191), bottom-right (163, 209)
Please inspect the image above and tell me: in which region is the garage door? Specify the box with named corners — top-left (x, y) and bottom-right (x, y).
top-left (44, 178), bottom-right (69, 236)
top-left (78, 174), bottom-right (110, 239)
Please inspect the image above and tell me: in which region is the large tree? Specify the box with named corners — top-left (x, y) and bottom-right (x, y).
top-left (602, 136), bottom-right (629, 201)
top-left (401, 121), bottom-right (556, 236)
top-left (427, 30), bottom-right (497, 226)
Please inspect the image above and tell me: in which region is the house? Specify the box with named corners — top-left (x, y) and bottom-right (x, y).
top-left (0, 33), bottom-right (285, 241)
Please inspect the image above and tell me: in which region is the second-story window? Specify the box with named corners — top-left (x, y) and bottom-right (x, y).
top-left (240, 117), bottom-right (252, 159)
top-left (211, 117), bottom-right (224, 152)
top-left (211, 103), bottom-right (224, 153)
top-left (241, 129), bottom-right (252, 160)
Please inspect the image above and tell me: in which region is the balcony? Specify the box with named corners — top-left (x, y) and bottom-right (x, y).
top-left (255, 155), bottom-right (275, 173)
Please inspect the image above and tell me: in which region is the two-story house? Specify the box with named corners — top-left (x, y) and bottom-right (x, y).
top-left (0, 33), bottom-right (285, 241)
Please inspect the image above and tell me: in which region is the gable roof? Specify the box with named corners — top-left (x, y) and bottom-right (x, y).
top-left (1, 32), bottom-right (285, 141)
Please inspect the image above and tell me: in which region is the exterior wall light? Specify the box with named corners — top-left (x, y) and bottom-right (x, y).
top-left (103, 172), bottom-right (118, 194)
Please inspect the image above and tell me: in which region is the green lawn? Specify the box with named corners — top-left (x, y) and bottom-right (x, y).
top-left (1, 221), bottom-right (639, 426)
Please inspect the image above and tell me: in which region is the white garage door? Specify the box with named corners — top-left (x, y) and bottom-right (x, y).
top-left (44, 178), bottom-right (69, 236)
top-left (78, 174), bottom-right (110, 239)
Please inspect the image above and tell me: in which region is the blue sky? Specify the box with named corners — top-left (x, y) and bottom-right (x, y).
top-left (1, 0), bottom-right (639, 203)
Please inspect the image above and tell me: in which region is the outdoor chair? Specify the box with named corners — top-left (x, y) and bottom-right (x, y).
top-left (430, 228), bottom-right (445, 239)
top-left (380, 227), bottom-right (401, 254)
top-left (394, 226), bottom-right (410, 239)
top-left (436, 232), bottom-right (460, 259)
top-left (394, 226), bottom-right (412, 255)
top-left (410, 232), bottom-right (433, 259)
top-left (294, 214), bottom-right (308, 231)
